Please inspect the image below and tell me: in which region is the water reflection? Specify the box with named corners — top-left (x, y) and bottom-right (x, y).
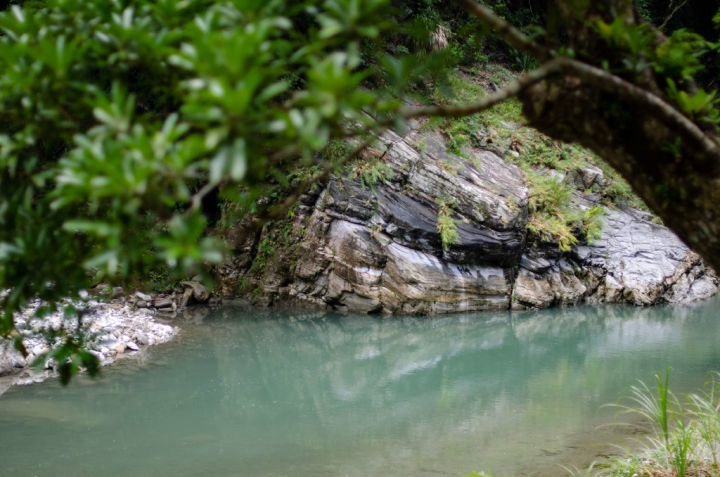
top-left (1, 300), bottom-right (720, 477)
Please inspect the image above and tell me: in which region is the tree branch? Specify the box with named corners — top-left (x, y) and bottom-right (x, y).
top-left (659, 0), bottom-right (690, 31)
top-left (555, 57), bottom-right (720, 164)
top-left (401, 59), bottom-right (562, 119)
top-left (188, 180), bottom-right (221, 216)
top-left (453, 0), bottom-right (552, 62)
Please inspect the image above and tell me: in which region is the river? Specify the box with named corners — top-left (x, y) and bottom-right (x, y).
top-left (2, 299), bottom-right (720, 476)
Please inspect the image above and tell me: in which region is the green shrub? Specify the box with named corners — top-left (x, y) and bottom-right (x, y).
top-left (0, 0), bottom-right (404, 381)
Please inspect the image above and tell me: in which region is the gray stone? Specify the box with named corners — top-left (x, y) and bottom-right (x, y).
top-left (153, 298), bottom-right (173, 309)
top-left (520, 254), bottom-right (552, 274)
top-left (513, 206), bottom-right (718, 309)
top-left (135, 291), bottom-right (152, 302)
top-left (180, 281), bottom-right (210, 303)
top-left (0, 342), bottom-right (26, 376)
top-left (135, 331), bottom-right (149, 346)
top-left (179, 288), bottom-right (193, 309)
top-left (568, 165), bottom-right (604, 190)
top-left (217, 128), bottom-right (716, 314)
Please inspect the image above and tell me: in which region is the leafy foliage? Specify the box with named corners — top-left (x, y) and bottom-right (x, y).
top-left (593, 15), bottom-right (720, 132)
top-left (0, 0), bottom-right (410, 370)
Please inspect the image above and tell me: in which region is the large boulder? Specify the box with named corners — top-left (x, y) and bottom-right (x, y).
top-left (287, 129), bottom-right (528, 314)
top-left (221, 127), bottom-right (717, 314)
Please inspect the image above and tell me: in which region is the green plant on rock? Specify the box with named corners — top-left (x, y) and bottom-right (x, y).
top-left (349, 158), bottom-right (395, 190)
top-left (436, 198), bottom-right (461, 251)
top-left (581, 206), bottom-right (605, 245)
top-left (526, 173), bottom-right (578, 251)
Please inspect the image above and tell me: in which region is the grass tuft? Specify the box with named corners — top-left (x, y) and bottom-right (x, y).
top-left (597, 369), bottom-right (720, 477)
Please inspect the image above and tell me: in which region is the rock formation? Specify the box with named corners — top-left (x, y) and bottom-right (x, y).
top-left (216, 127), bottom-right (718, 314)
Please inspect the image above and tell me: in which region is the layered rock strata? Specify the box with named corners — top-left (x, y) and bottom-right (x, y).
top-left (217, 128), bottom-right (718, 314)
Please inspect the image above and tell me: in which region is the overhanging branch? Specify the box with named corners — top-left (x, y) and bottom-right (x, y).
top-left (555, 57), bottom-right (720, 164)
top-left (401, 59), bottom-right (562, 119)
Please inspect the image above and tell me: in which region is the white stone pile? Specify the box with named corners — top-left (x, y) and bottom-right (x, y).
top-left (0, 293), bottom-right (179, 384)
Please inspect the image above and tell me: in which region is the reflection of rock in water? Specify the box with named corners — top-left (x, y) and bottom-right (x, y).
top-left (171, 302), bottom-right (720, 476)
top-left (3, 302), bottom-right (720, 477)
top-left (177, 306), bottom-right (210, 324)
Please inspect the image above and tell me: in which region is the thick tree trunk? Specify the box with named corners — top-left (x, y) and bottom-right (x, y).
top-left (517, 0), bottom-right (720, 272)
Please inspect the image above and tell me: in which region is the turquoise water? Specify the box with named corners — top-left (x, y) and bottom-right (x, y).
top-left (2, 300), bottom-right (720, 477)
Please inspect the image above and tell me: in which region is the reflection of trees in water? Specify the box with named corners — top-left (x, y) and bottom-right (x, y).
top-left (195, 301), bottom-right (720, 468)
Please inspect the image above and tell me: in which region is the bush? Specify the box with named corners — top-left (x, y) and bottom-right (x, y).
top-left (0, 0), bottom-right (406, 378)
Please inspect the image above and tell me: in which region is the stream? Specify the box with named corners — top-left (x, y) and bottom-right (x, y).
top-left (2, 299), bottom-right (720, 476)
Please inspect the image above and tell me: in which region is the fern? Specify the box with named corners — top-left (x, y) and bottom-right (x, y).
top-left (350, 159), bottom-right (395, 190)
top-left (436, 199), bottom-right (461, 251)
top-left (581, 206), bottom-right (606, 245)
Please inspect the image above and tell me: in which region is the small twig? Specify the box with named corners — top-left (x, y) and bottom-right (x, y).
top-left (659, 0), bottom-right (690, 31)
top-left (401, 59), bottom-right (562, 119)
top-left (187, 180), bottom-right (222, 216)
top-left (453, 0), bottom-right (552, 62)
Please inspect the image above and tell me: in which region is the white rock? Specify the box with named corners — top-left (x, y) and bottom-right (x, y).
top-left (31, 345), bottom-right (47, 356)
top-left (135, 291), bottom-right (152, 301)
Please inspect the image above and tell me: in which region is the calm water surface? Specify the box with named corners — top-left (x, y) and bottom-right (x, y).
top-left (2, 300), bottom-right (720, 477)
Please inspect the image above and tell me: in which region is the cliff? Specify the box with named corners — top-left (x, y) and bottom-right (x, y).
top-left (216, 126), bottom-right (717, 314)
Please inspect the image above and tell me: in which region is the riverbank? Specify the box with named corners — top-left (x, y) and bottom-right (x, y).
top-left (0, 291), bottom-right (181, 392)
top-left (587, 371), bottom-right (720, 477)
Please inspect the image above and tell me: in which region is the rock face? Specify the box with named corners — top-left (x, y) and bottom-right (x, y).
top-left (513, 206), bottom-right (716, 309)
top-left (216, 128), bottom-right (718, 314)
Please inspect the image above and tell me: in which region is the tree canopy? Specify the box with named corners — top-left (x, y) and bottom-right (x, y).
top-left (1, 0), bottom-right (719, 382)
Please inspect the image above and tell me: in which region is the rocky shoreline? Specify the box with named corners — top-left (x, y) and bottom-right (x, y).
top-left (0, 282), bottom-right (218, 391)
